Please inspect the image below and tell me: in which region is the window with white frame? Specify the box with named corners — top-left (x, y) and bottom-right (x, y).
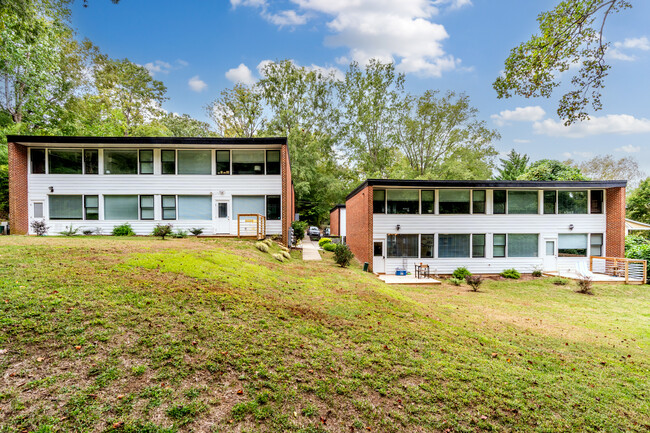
top-left (48, 149), bottom-right (82, 174)
top-left (387, 189), bottom-right (419, 214)
top-left (590, 234), bottom-right (603, 256)
top-left (104, 150), bottom-right (138, 174)
top-left (438, 190), bottom-right (470, 214)
top-left (178, 195), bottom-right (212, 220)
top-left (49, 195), bottom-right (83, 219)
top-left (507, 191), bottom-right (539, 214)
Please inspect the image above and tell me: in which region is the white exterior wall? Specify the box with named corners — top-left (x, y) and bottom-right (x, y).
top-left (26, 146), bottom-right (284, 236)
top-left (372, 188), bottom-right (607, 275)
top-left (340, 208), bottom-right (347, 237)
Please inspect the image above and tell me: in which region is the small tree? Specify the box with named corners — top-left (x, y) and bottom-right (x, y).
top-left (152, 223), bottom-right (173, 240)
top-left (334, 244), bottom-right (354, 268)
top-left (292, 221), bottom-right (308, 240)
top-left (465, 275), bottom-right (483, 292)
top-left (30, 220), bottom-right (49, 236)
top-left (576, 277), bottom-right (594, 295)
top-left (60, 225), bottom-right (79, 236)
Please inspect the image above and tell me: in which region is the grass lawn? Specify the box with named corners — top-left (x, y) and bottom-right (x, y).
top-left (0, 236), bottom-right (648, 433)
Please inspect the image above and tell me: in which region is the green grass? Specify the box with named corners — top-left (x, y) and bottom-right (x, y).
top-left (0, 236), bottom-right (648, 432)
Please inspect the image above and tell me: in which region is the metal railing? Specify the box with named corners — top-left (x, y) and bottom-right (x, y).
top-left (590, 256), bottom-right (647, 284)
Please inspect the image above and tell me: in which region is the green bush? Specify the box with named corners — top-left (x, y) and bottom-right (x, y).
top-left (189, 227), bottom-right (204, 236)
top-left (172, 229), bottom-right (188, 239)
top-left (318, 237), bottom-right (332, 247)
top-left (112, 223), bottom-right (135, 236)
top-left (255, 242), bottom-right (269, 253)
top-left (549, 276), bottom-right (569, 285)
top-left (452, 267), bottom-right (472, 279)
top-left (322, 242), bottom-right (337, 252)
top-left (272, 253), bottom-right (284, 262)
top-left (500, 268), bottom-right (521, 279)
top-left (152, 223), bottom-right (173, 239)
top-left (448, 277), bottom-right (463, 286)
top-left (60, 225), bottom-right (79, 236)
top-left (625, 235), bottom-right (650, 283)
top-left (532, 266), bottom-right (543, 277)
top-left (292, 221), bottom-right (308, 240)
top-left (333, 244), bottom-right (354, 267)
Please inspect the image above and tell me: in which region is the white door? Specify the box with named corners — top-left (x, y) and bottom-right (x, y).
top-left (373, 240), bottom-right (385, 274)
top-left (214, 201), bottom-right (230, 234)
top-left (543, 239), bottom-right (558, 272)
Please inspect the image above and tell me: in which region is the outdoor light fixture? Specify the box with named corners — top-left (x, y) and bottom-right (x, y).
top-left (396, 224), bottom-right (401, 231)
top-left (569, 224), bottom-right (574, 231)
top-left (48, 186), bottom-right (54, 193)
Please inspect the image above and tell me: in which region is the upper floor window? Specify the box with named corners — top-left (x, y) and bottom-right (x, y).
top-left (421, 191), bottom-right (435, 214)
top-left (472, 190), bottom-right (486, 214)
top-left (178, 150), bottom-right (211, 175)
top-left (84, 150), bottom-right (98, 174)
top-left (373, 190), bottom-right (385, 214)
top-left (48, 149), bottom-right (82, 174)
top-left (507, 191), bottom-right (538, 214)
top-left (161, 150), bottom-right (176, 174)
top-left (558, 191), bottom-right (588, 214)
top-left (493, 190), bottom-right (506, 214)
top-left (543, 191), bottom-right (556, 214)
top-left (232, 150), bottom-right (264, 175)
top-left (104, 150), bottom-right (138, 174)
top-left (139, 150), bottom-right (154, 175)
top-left (216, 150), bottom-right (230, 175)
top-left (387, 189), bottom-right (419, 214)
top-left (266, 150), bottom-right (281, 174)
top-left (439, 190), bottom-right (470, 214)
top-left (31, 149), bottom-right (46, 174)
top-left (590, 190), bottom-right (604, 214)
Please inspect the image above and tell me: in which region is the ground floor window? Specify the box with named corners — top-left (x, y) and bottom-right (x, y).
top-left (178, 195), bottom-right (212, 220)
top-left (140, 196), bottom-right (154, 220)
top-left (232, 195), bottom-right (265, 218)
top-left (266, 196), bottom-right (281, 220)
top-left (387, 234), bottom-right (419, 258)
top-left (438, 234), bottom-right (470, 258)
top-left (590, 234), bottom-right (603, 256)
top-left (508, 234), bottom-right (538, 257)
top-left (84, 195), bottom-right (99, 220)
top-left (104, 195), bottom-right (139, 220)
top-left (558, 233), bottom-right (587, 257)
top-left (493, 234), bottom-right (506, 258)
top-left (49, 195), bottom-right (83, 219)
top-left (162, 195), bottom-right (177, 220)
top-left (420, 234), bottom-right (435, 258)
top-left (472, 234), bottom-right (486, 258)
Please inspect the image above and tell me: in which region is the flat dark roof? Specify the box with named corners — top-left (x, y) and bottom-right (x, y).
top-left (329, 204), bottom-right (346, 213)
top-left (7, 135), bottom-right (287, 145)
top-left (347, 178), bottom-right (628, 200)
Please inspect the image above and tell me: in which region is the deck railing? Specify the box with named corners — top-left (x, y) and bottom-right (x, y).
top-left (590, 256), bottom-right (647, 284)
top-left (237, 214), bottom-right (266, 240)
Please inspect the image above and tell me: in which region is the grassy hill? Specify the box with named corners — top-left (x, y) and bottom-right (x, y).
top-left (0, 236), bottom-right (648, 433)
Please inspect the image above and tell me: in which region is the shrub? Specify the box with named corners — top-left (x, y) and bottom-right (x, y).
top-left (532, 266), bottom-right (543, 277)
top-left (272, 253), bottom-right (284, 262)
top-left (550, 276), bottom-right (569, 285)
top-left (30, 220), bottom-right (49, 236)
top-left (172, 229), bottom-right (188, 239)
top-left (189, 227), bottom-right (204, 236)
top-left (281, 251), bottom-right (291, 259)
top-left (625, 237), bottom-right (650, 283)
top-left (152, 223), bottom-right (173, 240)
top-left (291, 221), bottom-right (308, 240)
top-left (59, 225), bottom-right (80, 236)
top-left (255, 242), bottom-right (269, 253)
top-left (82, 229), bottom-right (94, 236)
top-left (465, 275), bottom-right (483, 291)
top-left (280, 245), bottom-right (290, 253)
top-left (112, 223), bottom-right (135, 236)
top-left (318, 237), bottom-right (332, 247)
top-left (448, 277), bottom-right (463, 286)
top-left (322, 242), bottom-right (337, 252)
top-left (576, 276), bottom-right (594, 295)
top-left (500, 268), bottom-right (521, 279)
top-left (452, 267), bottom-right (472, 279)
top-left (263, 238), bottom-right (274, 247)
top-left (333, 244), bottom-right (354, 267)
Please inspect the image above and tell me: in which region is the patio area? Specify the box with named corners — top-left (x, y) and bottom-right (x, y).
top-left (377, 274), bottom-right (441, 285)
top-left (542, 271), bottom-right (633, 284)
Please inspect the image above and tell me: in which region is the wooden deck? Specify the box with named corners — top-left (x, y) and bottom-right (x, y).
top-left (543, 271), bottom-right (643, 285)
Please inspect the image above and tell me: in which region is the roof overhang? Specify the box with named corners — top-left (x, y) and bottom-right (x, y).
top-left (6, 135), bottom-right (287, 148)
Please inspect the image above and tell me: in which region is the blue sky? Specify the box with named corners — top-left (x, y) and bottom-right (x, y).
top-left (70, 0), bottom-right (650, 173)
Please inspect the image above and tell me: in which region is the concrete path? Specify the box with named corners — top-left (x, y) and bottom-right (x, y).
top-left (301, 238), bottom-right (322, 261)
top-left (378, 274), bottom-right (441, 285)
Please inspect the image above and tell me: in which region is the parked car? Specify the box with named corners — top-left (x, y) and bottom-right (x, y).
top-left (308, 226), bottom-right (320, 240)
top-left (323, 227), bottom-right (330, 236)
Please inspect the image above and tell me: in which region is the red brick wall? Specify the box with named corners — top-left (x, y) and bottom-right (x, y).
top-left (346, 185), bottom-right (373, 270)
top-left (281, 144), bottom-right (294, 245)
top-left (8, 142), bottom-right (28, 235)
top-left (605, 187), bottom-right (626, 257)
top-left (330, 208), bottom-right (340, 236)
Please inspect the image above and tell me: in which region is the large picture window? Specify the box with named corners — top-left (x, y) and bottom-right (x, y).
top-left (84, 150), bottom-right (98, 174)
top-left (31, 149), bottom-right (46, 174)
top-left (232, 150), bottom-right (264, 175)
top-left (493, 190), bottom-right (506, 214)
top-left (139, 150), bottom-right (154, 174)
top-left (543, 191), bottom-right (556, 214)
top-left (387, 234), bottom-right (419, 258)
top-left (421, 234), bottom-right (435, 258)
top-left (232, 195), bottom-right (265, 217)
top-left (421, 190), bottom-right (435, 214)
top-left (387, 189), bottom-right (419, 214)
top-left (84, 195), bottom-right (99, 220)
top-left (508, 191), bottom-right (538, 214)
top-left (266, 195), bottom-right (281, 220)
top-left (266, 150), bottom-right (281, 174)
top-left (104, 195), bottom-right (138, 220)
top-left (472, 234), bottom-right (486, 258)
top-left (508, 234), bottom-right (538, 257)
top-left (178, 150), bottom-right (212, 175)
top-left (373, 190), bottom-right (385, 214)
top-left (178, 195), bottom-right (212, 220)
top-left (439, 190), bottom-right (470, 214)
top-left (472, 190), bottom-right (486, 214)
top-left (104, 150), bottom-right (138, 174)
top-left (161, 150), bottom-right (176, 175)
top-left (48, 149), bottom-right (82, 174)
top-left (49, 195), bottom-right (83, 219)
top-left (216, 150), bottom-right (230, 175)
top-left (438, 234), bottom-right (470, 258)
top-left (559, 233), bottom-right (588, 257)
top-left (558, 191), bottom-right (588, 214)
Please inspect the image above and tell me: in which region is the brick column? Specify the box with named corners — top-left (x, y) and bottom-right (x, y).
top-left (280, 144), bottom-right (293, 245)
top-left (605, 187), bottom-right (626, 257)
top-left (346, 184), bottom-right (373, 270)
top-left (8, 142), bottom-right (29, 235)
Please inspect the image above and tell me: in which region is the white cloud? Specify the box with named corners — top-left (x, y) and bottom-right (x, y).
top-left (491, 106), bottom-right (546, 126)
top-left (234, 0), bottom-right (467, 77)
top-left (143, 59), bottom-right (188, 76)
top-left (256, 58), bottom-right (344, 81)
top-left (513, 139), bottom-right (530, 144)
top-left (610, 36), bottom-right (650, 61)
top-left (616, 144), bottom-right (641, 153)
top-left (533, 114), bottom-right (650, 138)
top-left (225, 63), bottom-right (256, 86)
top-left (188, 75), bottom-right (208, 92)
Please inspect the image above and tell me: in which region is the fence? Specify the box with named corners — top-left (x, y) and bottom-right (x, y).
top-left (590, 256), bottom-right (647, 284)
top-left (237, 214), bottom-right (266, 240)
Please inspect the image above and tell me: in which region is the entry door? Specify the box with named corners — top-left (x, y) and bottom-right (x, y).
top-left (214, 201), bottom-right (230, 234)
top-left (373, 240), bottom-right (385, 274)
top-left (543, 239), bottom-right (558, 272)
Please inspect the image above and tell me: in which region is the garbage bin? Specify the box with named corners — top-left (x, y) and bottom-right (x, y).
top-left (363, 262), bottom-right (369, 272)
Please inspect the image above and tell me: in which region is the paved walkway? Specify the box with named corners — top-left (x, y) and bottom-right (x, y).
top-left (378, 275), bottom-right (441, 285)
top-left (301, 238), bottom-right (322, 261)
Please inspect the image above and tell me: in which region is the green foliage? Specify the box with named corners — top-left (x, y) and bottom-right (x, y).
top-left (452, 267), bottom-right (472, 279)
top-left (172, 229), bottom-right (188, 239)
top-left (318, 237), bottom-right (332, 247)
top-left (272, 253), bottom-right (284, 262)
top-left (333, 243), bottom-right (354, 267)
top-left (465, 275), bottom-right (483, 292)
top-left (205, 83), bottom-right (264, 137)
top-left (493, 0), bottom-right (632, 124)
top-left (59, 225), bottom-right (79, 236)
top-left (189, 227), bottom-right (204, 236)
top-left (112, 223), bottom-right (135, 236)
top-left (576, 277), bottom-right (594, 295)
top-left (255, 242), bottom-right (269, 253)
top-left (152, 224), bottom-right (173, 240)
top-left (30, 219), bottom-right (49, 236)
top-left (549, 276), bottom-right (569, 286)
top-left (495, 149), bottom-right (530, 180)
top-left (292, 221), bottom-right (308, 240)
top-left (627, 178), bottom-right (650, 224)
top-left (448, 277), bottom-right (463, 286)
top-left (518, 159), bottom-right (589, 181)
top-left (322, 242), bottom-right (337, 252)
top-left (625, 235), bottom-right (650, 282)
top-left (500, 268), bottom-right (521, 279)
top-left (532, 266), bottom-right (543, 278)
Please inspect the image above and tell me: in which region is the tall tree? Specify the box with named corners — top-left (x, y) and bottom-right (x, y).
top-left (495, 149), bottom-right (530, 180)
top-left (518, 159), bottom-right (589, 181)
top-left (627, 178), bottom-right (650, 224)
top-left (567, 154), bottom-right (645, 188)
top-left (394, 90), bottom-right (500, 179)
top-left (205, 84), bottom-right (265, 138)
top-left (337, 60), bottom-right (405, 178)
top-left (494, 1), bottom-right (632, 125)
top-left (161, 113), bottom-right (216, 137)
